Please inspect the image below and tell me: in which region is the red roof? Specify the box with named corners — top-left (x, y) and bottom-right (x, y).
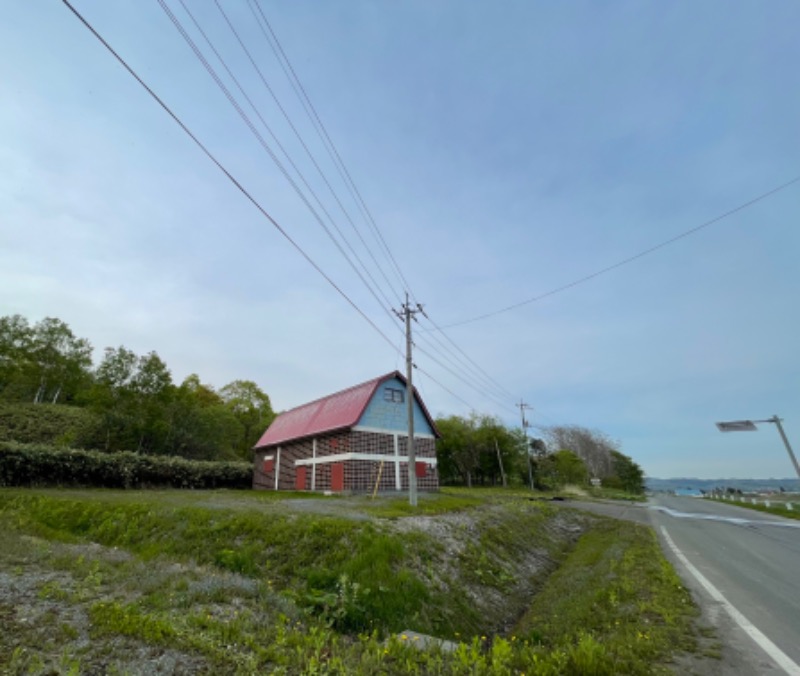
top-left (254, 371), bottom-right (439, 449)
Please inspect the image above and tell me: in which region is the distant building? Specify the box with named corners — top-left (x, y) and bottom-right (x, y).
top-left (252, 371), bottom-right (440, 493)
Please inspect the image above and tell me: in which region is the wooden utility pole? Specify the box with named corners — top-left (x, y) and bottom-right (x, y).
top-left (518, 400), bottom-right (535, 490)
top-left (494, 438), bottom-right (507, 487)
top-left (395, 293), bottom-right (426, 506)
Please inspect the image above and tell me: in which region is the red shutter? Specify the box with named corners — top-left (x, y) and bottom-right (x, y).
top-left (331, 463), bottom-right (344, 491)
top-left (295, 466), bottom-right (307, 491)
top-left (263, 458), bottom-right (274, 473)
top-left (415, 461), bottom-right (427, 478)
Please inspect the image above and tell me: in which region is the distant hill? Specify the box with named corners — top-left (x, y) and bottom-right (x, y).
top-left (647, 477), bottom-right (800, 493)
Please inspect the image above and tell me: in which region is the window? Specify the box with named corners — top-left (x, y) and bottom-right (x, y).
top-left (383, 387), bottom-right (404, 403)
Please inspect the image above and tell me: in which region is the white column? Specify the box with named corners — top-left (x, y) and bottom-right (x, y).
top-left (394, 433), bottom-right (401, 490)
top-left (311, 438), bottom-right (317, 491)
top-left (275, 447), bottom-right (281, 491)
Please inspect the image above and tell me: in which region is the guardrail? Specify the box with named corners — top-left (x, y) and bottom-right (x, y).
top-left (712, 494), bottom-right (794, 510)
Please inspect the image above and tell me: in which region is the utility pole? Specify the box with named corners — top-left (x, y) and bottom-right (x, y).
top-left (394, 293), bottom-right (426, 507)
top-left (768, 415), bottom-right (800, 480)
top-left (518, 400), bottom-right (535, 490)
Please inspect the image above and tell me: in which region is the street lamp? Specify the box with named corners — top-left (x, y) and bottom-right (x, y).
top-left (715, 415), bottom-right (800, 480)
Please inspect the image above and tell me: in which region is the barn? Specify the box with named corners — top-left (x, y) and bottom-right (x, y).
top-left (252, 371), bottom-right (440, 493)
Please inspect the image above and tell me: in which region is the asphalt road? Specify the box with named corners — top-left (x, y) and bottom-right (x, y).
top-left (648, 495), bottom-right (800, 674)
top-left (564, 496), bottom-right (800, 674)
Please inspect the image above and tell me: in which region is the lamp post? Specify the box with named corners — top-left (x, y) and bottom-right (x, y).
top-left (716, 415), bottom-right (800, 481)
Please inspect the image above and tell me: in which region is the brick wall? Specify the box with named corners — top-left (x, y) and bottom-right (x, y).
top-left (253, 429), bottom-right (439, 493)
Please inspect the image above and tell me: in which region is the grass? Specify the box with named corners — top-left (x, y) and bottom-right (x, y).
top-left (516, 520), bottom-right (697, 674)
top-left (0, 487), bottom-right (701, 674)
top-left (708, 495), bottom-right (800, 520)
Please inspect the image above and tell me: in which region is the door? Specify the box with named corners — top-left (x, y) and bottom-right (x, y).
top-left (295, 466), bottom-right (307, 491)
top-left (331, 463), bottom-right (344, 491)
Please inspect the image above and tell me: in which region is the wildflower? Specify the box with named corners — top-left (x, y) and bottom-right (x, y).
top-left (401, 634), bottom-right (408, 641)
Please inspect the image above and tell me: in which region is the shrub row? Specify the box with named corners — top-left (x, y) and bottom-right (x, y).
top-left (0, 402), bottom-right (103, 447)
top-left (0, 441), bottom-right (252, 489)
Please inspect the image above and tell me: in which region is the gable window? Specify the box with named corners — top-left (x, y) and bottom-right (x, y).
top-left (383, 387), bottom-right (404, 403)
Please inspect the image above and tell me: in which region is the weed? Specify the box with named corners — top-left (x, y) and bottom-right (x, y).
top-left (0, 487), bottom-right (702, 674)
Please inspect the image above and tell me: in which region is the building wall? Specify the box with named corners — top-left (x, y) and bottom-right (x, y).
top-left (253, 429), bottom-right (438, 492)
top-left (357, 376), bottom-right (434, 435)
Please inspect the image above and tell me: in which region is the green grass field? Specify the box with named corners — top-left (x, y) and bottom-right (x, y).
top-left (0, 488), bottom-right (700, 674)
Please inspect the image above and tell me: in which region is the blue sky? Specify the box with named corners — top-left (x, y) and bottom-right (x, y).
top-left (2, 2), bottom-right (799, 479)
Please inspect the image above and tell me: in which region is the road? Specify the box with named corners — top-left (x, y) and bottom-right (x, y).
top-left (564, 496), bottom-right (800, 673)
top-left (647, 495), bottom-right (800, 674)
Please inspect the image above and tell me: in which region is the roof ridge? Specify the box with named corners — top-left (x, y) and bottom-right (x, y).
top-left (280, 370), bottom-right (400, 414)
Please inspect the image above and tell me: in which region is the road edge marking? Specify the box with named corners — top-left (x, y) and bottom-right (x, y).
top-left (660, 526), bottom-right (800, 676)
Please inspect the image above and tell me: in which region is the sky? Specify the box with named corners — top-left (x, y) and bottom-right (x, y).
top-left (2, 1), bottom-right (799, 479)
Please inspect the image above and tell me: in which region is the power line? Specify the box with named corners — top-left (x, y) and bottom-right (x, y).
top-left (63, 0), bottom-right (534, 427)
top-left (413, 328), bottom-right (514, 406)
top-left (237, 2), bottom-right (529, 412)
top-left (413, 342), bottom-right (516, 415)
top-left (159, 2), bottom-right (518, 422)
top-left (159, 0), bottom-right (400, 325)
top-left (420, 314), bottom-right (516, 400)
top-left (61, 0), bottom-right (517, 428)
top-left (60, 0), bottom-right (401, 357)
top-left (415, 365), bottom-right (476, 412)
top-left (248, 0), bottom-right (414, 302)
top-left (210, 0), bottom-right (402, 308)
top-left (172, 0), bottom-right (398, 314)
top-left (438, 176), bottom-right (800, 329)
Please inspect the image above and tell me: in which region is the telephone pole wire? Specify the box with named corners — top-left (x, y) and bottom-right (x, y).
top-left (518, 400), bottom-right (535, 490)
top-left (395, 293), bottom-right (426, 506)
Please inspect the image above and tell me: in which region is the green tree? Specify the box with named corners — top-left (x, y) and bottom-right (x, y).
top-left (0, 315), bottom-right (92, 405)
top-left (537, 450), bottom-right (589, 489)
top-left (435, 414), bottom-right (527, 487)
top-left (0, 315), bottom-right (34, 400)
top-left (30, 317), bottom-right (93, 404)
top-left (220, 380), bottom-right (275, 458)
top-left (90, 346), bottom-right (138, 450)
top-left (130, 351), bottom-right (173, 453)
top-left (608, 450), bottom-right (646, 494)
top-left (165, 375), bottom-right (243, 460)
top-left (90, 347), bottom-right (174, 453)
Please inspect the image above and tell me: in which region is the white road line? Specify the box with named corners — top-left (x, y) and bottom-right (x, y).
top-left (660, 526), bottom-right (800, 676)
top-left (650, 506), bottom-right (800, 528)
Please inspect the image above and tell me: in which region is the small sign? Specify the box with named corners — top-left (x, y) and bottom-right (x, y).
top-left (590, 477), bottom-right (601, 487)
top-left (716, 420), bottom-right (758, 432)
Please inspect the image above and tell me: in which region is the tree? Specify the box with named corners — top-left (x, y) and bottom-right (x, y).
top-left (435, 414), bottom-right (528, 487)
top-left (30, 318), bottom-right (93, 404)
top-left (0, 315), bottom-right (92, 404)
top-left (435, 415), bottom-right (480, 486)
top-left (219, 380), bottom-right (275, 458)
top-left (165, 375), bottom-right (242, 460)
top-left (544, 425), bottom-right (617, 479)
top-left (130, 351), bottom-right (173, 453)
top-left (608, 450), bottom-right (645, 494)
top-left (90, 347), bottom-right (173, 452)
top-left (536, 450), bottom-right (589, 489)
top-left (0, 315), bottom-right (34, 399)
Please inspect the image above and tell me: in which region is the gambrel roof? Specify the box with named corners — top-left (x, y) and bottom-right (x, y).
top-left (253, 371), bottom-right (439, 449)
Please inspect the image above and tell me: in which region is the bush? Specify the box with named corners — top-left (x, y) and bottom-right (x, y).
top-left (0, 441), bottom-right (252, 489)
top-left (0, 403), bottom-right (103, 448)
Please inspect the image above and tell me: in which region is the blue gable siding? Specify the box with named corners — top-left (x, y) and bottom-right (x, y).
top-left (357, 376), bottom-right (434, 435)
